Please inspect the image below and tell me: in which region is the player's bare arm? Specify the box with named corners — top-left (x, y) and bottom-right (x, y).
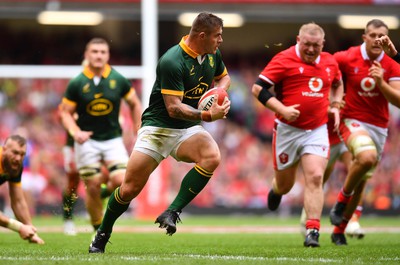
top-left (125, 89), bottom-right (142, 134)
top-left (59, 102), bottom-right (93, 144)
top-left (213, 74), bottom-right (231, 91)
top-left (8, 184), bottom-right (45, 244)
top-left (9, 183), bottom-right (33, 225)
top-left (252, 83), bottom-right (300, 122)
top-left (163, 94), bottom-right (230, 122)
top-left (329, 79), bottom-right (344, 131)
top-left (0, 212), bottom-right (36, 240)
top-left (370, 61), bottom-right (400, 108)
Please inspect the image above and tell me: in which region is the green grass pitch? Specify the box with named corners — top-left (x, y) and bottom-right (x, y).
top-left (0, 215), bottom-right (399, 265)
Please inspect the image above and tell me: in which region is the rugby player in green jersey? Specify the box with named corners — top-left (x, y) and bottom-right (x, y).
top-left (59, 38), bottom-right (142, 232)
top-left (0, 135), bottom-right (44, 244)
top-left (89, 12), bottom-right (231, 253)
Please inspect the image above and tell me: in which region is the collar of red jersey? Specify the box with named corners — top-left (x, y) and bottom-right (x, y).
top-left (83, 64), bottom-right (112, 79)
top-left (360, 42), bottom-right (384, 62)
top-left (295, 43), bottom-right (321, 64)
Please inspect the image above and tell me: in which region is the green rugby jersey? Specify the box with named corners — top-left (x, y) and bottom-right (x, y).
top-left (62, 64), bottom-right (133, 140)
top-left (141, 36), bottom-right (228, 129)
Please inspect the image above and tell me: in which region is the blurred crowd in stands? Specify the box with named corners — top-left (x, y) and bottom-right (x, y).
top-left (1, 65), bottom-right (400, 217)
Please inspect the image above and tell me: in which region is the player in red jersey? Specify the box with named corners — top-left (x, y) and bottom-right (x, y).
top-left (299, 112), bottom-right (355, 230)
top-left (329, 19), bottom-right (400, 246)
top-left (252, 22), bottom-right (343, 247)
top-left (329, 114), bottom-right (367, 240)
top-left (300, 105), bottom-right (367, 239)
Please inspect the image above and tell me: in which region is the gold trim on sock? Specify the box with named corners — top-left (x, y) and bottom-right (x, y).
top-left (194, 164), bottom-right (213, 177)
top-left (114, 187), bottom-right (130, 205)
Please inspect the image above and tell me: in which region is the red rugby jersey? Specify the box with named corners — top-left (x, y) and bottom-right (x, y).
top-left (334, 43), bottom-right (400, 128)
top-left (259, 45), bottom-right (341, 130)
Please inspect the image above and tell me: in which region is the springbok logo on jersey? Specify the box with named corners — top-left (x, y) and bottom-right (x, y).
top-left (208, 55), bottom-right (214, 68)
top-left (360, 77), bottom-right (375, 91)
top-left (109, 80), bottom-right (116, 89)
top-left (309, 77), bottom-right (323, 92)
top-left (83, 83), bottom-right (90, 93)
top-left (190, 65), bottom-right (195, 76)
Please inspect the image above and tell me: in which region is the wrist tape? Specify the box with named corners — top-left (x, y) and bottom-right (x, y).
top-left (7, 219), bottom-right (23, 232)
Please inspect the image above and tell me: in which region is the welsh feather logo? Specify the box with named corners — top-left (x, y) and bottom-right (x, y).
top-left (279, 152), bottom-right (289, 164)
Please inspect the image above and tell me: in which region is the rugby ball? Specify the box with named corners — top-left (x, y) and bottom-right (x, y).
top-left (198, 87), bottom-right (228, 111)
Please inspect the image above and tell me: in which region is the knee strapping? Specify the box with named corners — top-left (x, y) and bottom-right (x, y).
top-left (363, 166), bottom-right (375, 180)
top-left (107, 162), bottom-right (127, 177)
top-left (79, 165), bottom-right (101, 179)
top-left (349, 135), bottom-right (376, 156)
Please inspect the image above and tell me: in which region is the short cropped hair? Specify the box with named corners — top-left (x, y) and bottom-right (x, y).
top-left (4, 135), bottom-right (26, 146)
top-left (85, 38), bottom-right (109, 51)
top-left (299, 22), bottom-right (325, 39)
top-left (190, 12), bottom-right (224, 35)
top-left (365, 19), bottom-right (389, 33)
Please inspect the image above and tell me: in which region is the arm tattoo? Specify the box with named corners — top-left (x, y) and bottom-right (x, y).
top-left (170, 105), bottom-right (202, 121)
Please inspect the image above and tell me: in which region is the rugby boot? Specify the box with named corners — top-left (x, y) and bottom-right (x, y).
top-left (155, 209), bottom-right (182, 236)
top-left (331, 233), bottom-right (348, 246)
top-left (304, 229), bottom-right (320, 247)
top-left (267, 189), bottom-right (282, 211)
top-left (330, 202), bottom-right (346, 226)
top-left (89, 230), bottom-right (111, 253)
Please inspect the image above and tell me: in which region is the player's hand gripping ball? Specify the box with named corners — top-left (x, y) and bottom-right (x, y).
top-left (198, 87), bottom-right (229, 111)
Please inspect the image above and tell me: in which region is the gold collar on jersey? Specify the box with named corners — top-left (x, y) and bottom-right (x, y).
top-left (179, 35), bottom-right (199, 59)
top-left (83, 64), bottom-right (112, 79)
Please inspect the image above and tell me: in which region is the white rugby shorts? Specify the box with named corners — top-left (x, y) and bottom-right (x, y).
top-left (273, 120), bottom-right (329, 170)
top-left (74, 137), bottom-right (129, 169)
top-left (62, 145), bottom-right (76, 173)
top-left (327, 142), bottom-right (348, 168)
top-left (342, 118), bottom-right (388, 160)
top-left (134, 125), bottom-right (209, 163)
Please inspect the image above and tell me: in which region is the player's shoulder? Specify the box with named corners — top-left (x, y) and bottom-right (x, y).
top-left (68, 72), bottom-right (88, 85)
top-left (382, 54), bottom-right (400, 66)
top-left (162, 44), bottom-right (182, 60)
top-left (269, 46), bottom-right (295, 64)
top-left (215, 48), bottom-right (223, 57)
top-left (320, 51), bottom-right (339, 62)
top-left (108, 67), bottom-right (126, 80)
top-left (320, 51), bottom-right (335, 58)
top-left (382, 55), bottom-right (400, 74)
top-left (159, 45), bottom-right (186, 71)
top-left (334, 46), bottom-right (359, 57)
top-left (276, 46), bottom-right (295, 57)
top-left (333, 46), bottom-right (361, 65)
